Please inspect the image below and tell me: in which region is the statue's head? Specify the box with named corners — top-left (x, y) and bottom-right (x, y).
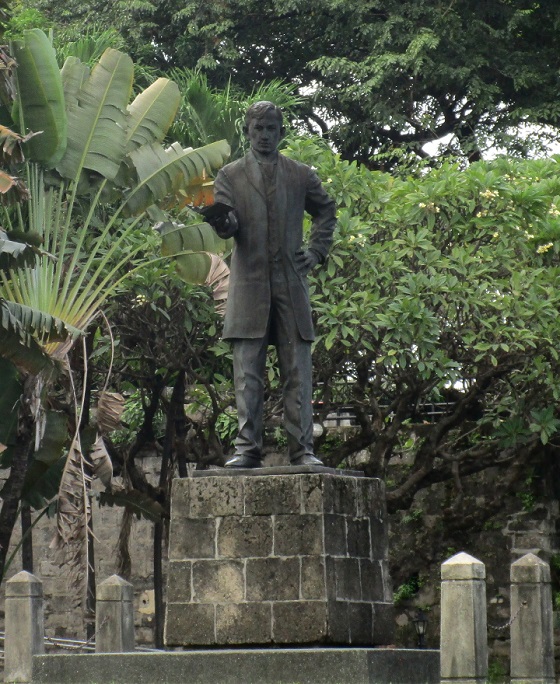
top-left (243, 101), bottom-right (284, 129)
top-left (243, 101), bottom-right (286, 158)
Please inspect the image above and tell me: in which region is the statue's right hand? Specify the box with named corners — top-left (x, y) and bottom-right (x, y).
top-left (212, 211), bottom-right (239, 239)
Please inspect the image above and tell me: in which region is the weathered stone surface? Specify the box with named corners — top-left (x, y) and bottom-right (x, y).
top-left (301, 557), bottom-right (326, 600)
top-left (441, 552), bottom-right (486, 581)
top-left (323, 476), bottom-right (357, 515)
top-left (324, 514), bottom-right (347, 556)
top-left (166, 562), bottom-right (192, 603)
top-left (334, 557), bottom-right (362, 601)
top-left (165, 472), bottom-right (393, 648)
top-left (217, 516), bottom-right (272, 558)
top-left (510, 553), bottom-right (554, 682)
top-left (96, 576), bottom-right (135, 654)
top-left (274, 514), bottom-right (323, 556)
top-left (192, 560), bottom-right (244, 603)
top-left (246, 557), bottom-right (300, 601)
top-left (165, 603), bottom-right (215, 646)
top-left (32, 648), bottom-right (440, 684)
top-left (5, 571), bottom-right (44, 683)
top-left (300, 474), bottom-right (325, 513)
top-left (360, 559), bottom-right (384, 602)
top-left (347, 517), bottom-right (371, 558)
top-left (244, 476), bottom-right (301, 515)
top-left (440, 553), bottom-right (487, 681)
top-left (189, 478), bottom-right (244, 518)
top-left (169, 517), bottom-right (216, 560)
top-left (216, 603), bottom-right (272, 644)
top-left (327, 600), bottom-right (350, 642)
top-left (273, 601), bottom-right (328, 643)
top-left (349, 602), bottom-right (373, 644)
top-left (372, 602), bottom-right (396, 645)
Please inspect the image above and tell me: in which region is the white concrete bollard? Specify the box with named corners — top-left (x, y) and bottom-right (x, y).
top-left (5, 570), bottom-right (45, 683)
top-left (440, 552), bottom-right (487, 684)
top-left (96, 574), bottom-right (135, 652)
top-left (510, 553), bottom-right (554, 684)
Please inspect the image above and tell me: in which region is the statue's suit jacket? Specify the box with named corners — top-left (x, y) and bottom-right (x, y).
top-left (214, 150), bottom-right (336, 341)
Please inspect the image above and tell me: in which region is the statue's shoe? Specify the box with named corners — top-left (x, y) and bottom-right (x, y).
top-left (290, 454), bottom-right (324, 467)
top-left (224, 454), bottom-right (263, 468)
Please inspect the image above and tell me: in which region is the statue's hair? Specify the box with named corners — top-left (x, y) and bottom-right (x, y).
top-left (244, 101), bottom-right (283, 127)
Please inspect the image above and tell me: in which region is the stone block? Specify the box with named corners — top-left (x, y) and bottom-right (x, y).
top-left (347, 517), bottom-right (371, 558)
top-left (323, 476), bottom-right (357, 515)
top-left (96, 575), bottom-right (135, 653)
top-left (360, 559), bottom-right (384, 602)
top-left (327, 599), bottom-right (350, 643)
top-left (216, 603), bottom-right (272, 644)
top-left (244, 476), bottom-right (300, 515)
top-left (324, 514), bottom-right (347, 556)
top-left (301, 557), bottom-right (327, 600)
top-left (510, 553), bottom-right (554, 682)
top-left (5, 571), bottom-right (44, 683)
top-left (169, 517), bottom-right (216, 560)
top-left (166, 561), bottom-right (192, 603)
top-left (169, 478), bottom-right (190, 518)
top-left (372, 602), bottom-right (395, 645)
top-left (349, 601), bottom-right (373, 644)
top-left (274, 514), bottom-right (323, 556)
top-left (217, 515), bottom-right (272, 558)
top-left (370, 514), bottom-right (389, 560)
top-left (356, 478), bottom-right (385, 518)
top-left (246, 557), bottom-right (300, 601)
top-left (189, 477), bottom-right (244, 518)
top-left (273, 601), bottom-right (328, 643)
top-left (441, 553), bottom-right (487, 681)
top-left (165, 603), bottom-right (215, 646)
top-left (300, 474), bottom-right (325, 513)
top-left (192, 560), bottom-right (244, 603)
top-left (334, 557), bottom-right (362, 601)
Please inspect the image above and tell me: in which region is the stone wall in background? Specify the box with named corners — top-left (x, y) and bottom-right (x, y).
top-left (0, 452), bottom-right (163, 645)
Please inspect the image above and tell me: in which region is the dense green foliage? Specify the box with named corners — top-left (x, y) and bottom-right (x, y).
top-left (283, 137), bottom-right (560, 509)
top-left (21, 0), bottom-right (560, 165)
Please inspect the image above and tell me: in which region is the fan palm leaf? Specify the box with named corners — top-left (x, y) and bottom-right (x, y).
top-left (56, 48), bottom-right (133, 182)
top-left (12, 29), bottom-right (67, 166)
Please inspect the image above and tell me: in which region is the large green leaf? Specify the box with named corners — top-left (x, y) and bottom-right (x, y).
top-left (22, 410), bottom-right (68, 509)
top-left (60, 56), bottom-right (90, 111)
top-left (159, 220), bottom-right (229, 284)
top-left (0, 318), bottom-right (51, 374)
top-left (1, 300), bottom-right (84, 343)
top-left (0, 229), bottom-right (35, 268)
top-left (159, 220), bottom-right (228, 257)
top-left (123, 139), bottom-right (230, 215)
top-left (56, 48), bottom-right (133, 181)
top-left (12, 29), bottom-right (67, 166)
top-left (126, 77), bottom-right (181, 150)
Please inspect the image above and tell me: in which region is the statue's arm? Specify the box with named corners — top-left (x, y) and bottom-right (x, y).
top-left (211, 169), bottom-right (239, 239)
top-left (304, 169), bottom-right (336, 264)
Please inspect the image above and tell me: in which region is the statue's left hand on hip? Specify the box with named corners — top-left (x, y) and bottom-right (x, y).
top-left (295, 249), bottom-right (319, 275)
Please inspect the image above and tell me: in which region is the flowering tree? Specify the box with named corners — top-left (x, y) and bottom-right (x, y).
top-left (283, 137), bottom-right (560, 517)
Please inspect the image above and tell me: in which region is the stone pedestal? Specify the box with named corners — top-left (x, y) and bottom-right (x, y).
top-left (5, 570), bottom-right (44, 684)
top-left (164, 470), bottom-right (394, 647)
top-left (96, 575), bottom-right (135, 653)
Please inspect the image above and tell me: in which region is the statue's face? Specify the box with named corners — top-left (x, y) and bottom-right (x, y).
top-left (246, 112), bottom-right (284, 157)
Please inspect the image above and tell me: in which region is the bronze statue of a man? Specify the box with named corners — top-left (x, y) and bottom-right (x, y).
top-left (210, 101), bottom-right (336, 468)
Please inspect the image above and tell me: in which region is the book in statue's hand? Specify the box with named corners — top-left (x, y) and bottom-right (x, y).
top-left (195, 202), bottom-right (235, 221)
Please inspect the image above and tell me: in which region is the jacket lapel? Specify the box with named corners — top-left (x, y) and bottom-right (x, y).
top-left (244, 151), bottom-right (266, 202)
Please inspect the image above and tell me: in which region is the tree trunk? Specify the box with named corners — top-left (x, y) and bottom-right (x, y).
top-left (153, 371), bottom-right (185, 647)
top-left (0, 380), bottom-right (35, 581)
top-left (20, 504), bottom-right (33, 572)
